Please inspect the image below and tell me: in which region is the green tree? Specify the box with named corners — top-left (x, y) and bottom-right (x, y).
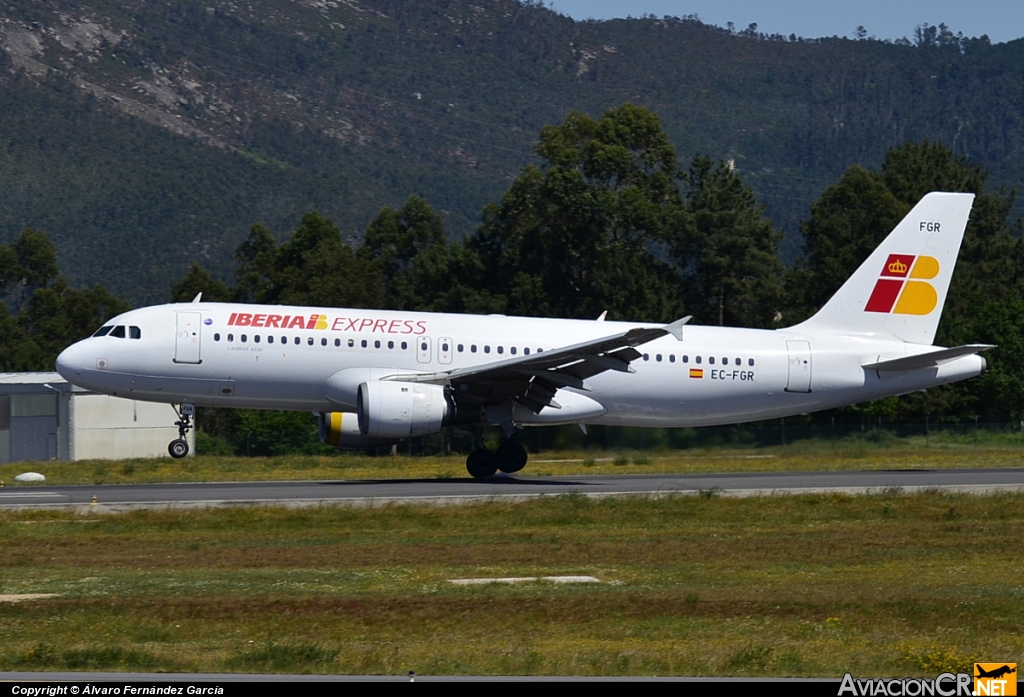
top-left (676, 156), bottom-right (784, 327)
top-left (0, 228), bottom-right (61, 311)
top-left (225, 212), bottom-right (383, 309)
top-left (171, 263), bottom-right (232, 303)
top-left (233, 223), bottom-right (277, 303)
top-left (356, 196), bottom-right (506, 314)
top-left (471, 103), bottom-right (686, 322)
top-left (0, 228), bottom-right (129, 371)
top-left (361, 196), bottom-right (444, 282)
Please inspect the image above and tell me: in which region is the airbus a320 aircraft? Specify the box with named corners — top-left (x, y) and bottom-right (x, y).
top-left (56, 192), bottom-right (991, 478)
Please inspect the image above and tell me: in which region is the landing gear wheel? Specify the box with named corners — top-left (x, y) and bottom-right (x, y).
top-left (495, 441), bottom-right (528, 473)
top-left (168, 402), bottom-right (194, 460)
top-left (168, 438), bottom-right (190, 459)
top-left (466, 448), bottom-right (498, 479)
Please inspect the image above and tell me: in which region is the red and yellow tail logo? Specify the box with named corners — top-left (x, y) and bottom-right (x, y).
top-left (865, 254), bottom-right (940, 315)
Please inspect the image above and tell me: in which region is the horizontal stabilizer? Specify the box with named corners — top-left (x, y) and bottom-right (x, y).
top-left (862, 344), bottom-right (994, 372)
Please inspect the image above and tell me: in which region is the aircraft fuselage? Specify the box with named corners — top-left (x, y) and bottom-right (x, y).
top-left (56, 302), bottom-right (985, 428)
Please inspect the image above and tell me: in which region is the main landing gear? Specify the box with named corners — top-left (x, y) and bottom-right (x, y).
top-left (465, 440), bottom-right (528, 479)
top-left (168, 402), bottom-right (194, 459)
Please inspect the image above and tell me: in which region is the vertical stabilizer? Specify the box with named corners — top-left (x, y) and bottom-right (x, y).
top-left (789, 192), bottom-right (974, 345)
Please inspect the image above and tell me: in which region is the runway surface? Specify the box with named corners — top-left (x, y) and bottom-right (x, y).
top-left (2, 467), bottom-right (1023, 511)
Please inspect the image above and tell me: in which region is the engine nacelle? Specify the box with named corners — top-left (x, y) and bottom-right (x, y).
top-left (325, 367), bottom-right (414, 411)
top-left (357, 381), bottom-right (451, 439)
top-left (317, 411), bottom-right (395, 448)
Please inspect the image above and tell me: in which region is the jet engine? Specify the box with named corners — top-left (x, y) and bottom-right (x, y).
top-left (357, 381), bottom-right (451, 439)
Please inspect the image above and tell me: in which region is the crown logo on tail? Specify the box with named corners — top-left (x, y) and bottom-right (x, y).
top-left (866, 254), bottom-right (940, 314)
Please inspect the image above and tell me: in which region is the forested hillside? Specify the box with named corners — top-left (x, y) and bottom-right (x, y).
top-left (1, 0), bottom-right (1023, 304)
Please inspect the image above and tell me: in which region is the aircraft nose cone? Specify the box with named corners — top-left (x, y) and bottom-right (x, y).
top-left (55, 342), bottom-right (84, 381)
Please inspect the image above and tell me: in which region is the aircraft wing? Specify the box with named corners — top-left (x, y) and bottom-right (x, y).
top-left (862, 344), bottom-right (994, 372)
top-left (383, 317), bottom-right (690, 412)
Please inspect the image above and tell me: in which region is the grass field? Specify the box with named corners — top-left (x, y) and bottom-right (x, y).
top-left (1, 429), bottom-right (1023, 487)
top-left (2, 490), bottom-right (1022, 676)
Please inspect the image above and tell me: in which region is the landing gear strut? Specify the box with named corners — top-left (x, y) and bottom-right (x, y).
top-left (465, 440), bottom-right (528, 479)
top-left (168, 402), bottom-right (194, 459)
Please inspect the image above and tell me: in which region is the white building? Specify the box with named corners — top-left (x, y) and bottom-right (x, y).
top-left (0, 373), bottom-right (194, 463)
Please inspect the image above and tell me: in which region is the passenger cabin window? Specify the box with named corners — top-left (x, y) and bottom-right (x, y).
top-left (110, 325), bottom-right (126, 338)
top-left (92, 326), bottom-right (113, 337)
top-left (335, 339), bottom-right (341, 347)
top-left (321, 338), bottom-right (328, 347)
top-left (254, 335), bottom-right (261, 343)
top-left (308, 337), bottom-right (314, 346)
top-left (214, 333), bottom-right (221, 342)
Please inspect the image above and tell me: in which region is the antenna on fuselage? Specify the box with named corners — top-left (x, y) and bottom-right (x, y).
top-left (191, 293), bottom-right (203, 303)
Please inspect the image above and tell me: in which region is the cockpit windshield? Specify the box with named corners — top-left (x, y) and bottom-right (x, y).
top-left (92, 324), bottom-right (141, 339)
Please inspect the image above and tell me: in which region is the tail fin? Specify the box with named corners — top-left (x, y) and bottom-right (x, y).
top-left (790, 191), bottom-right (974, 345)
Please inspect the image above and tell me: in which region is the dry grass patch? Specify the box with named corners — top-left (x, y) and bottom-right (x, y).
top-left (1, 491), bottom-right (1023, 675)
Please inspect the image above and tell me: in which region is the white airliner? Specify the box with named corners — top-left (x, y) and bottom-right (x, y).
top-left (56, 192), bottom-right (991, 477)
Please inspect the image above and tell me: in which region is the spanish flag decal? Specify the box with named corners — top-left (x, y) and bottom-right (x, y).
top-left (865, 254), bottom-right (940, 315)
top-left (689, 368), bottom-right (704, 379)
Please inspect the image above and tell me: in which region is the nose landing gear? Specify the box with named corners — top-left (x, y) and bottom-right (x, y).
top-left (168, 402), bottom-right (194, 459)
